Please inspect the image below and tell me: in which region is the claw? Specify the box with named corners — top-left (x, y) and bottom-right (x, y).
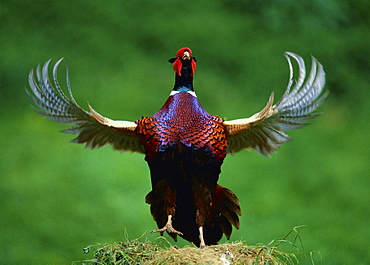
top-left (151, 215), bottom-right (183, 235)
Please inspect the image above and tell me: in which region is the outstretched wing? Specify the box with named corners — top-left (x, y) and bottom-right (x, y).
top-left (224, 52), bottom-right (328, 156)
top-left (27, 59), bottom-right (145, 153)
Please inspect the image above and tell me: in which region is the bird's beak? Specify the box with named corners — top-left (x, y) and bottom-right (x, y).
top-left (182, 51), bottom-right (191, 60)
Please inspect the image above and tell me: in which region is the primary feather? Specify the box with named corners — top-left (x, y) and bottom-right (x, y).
top-left (224, 52), bottom-right (327, 156)
top-left (27, 58), bottom-right (143, 153)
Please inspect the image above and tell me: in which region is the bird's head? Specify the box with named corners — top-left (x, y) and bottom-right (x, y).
top-left (169, 47), bottom-right (197, 77)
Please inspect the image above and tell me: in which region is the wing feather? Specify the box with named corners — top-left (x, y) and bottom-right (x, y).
top-left (224, 52), bottom-right (327, 156)
top-left (27, 59), bottom-right (144, 153)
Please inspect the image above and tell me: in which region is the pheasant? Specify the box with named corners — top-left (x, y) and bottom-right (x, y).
top-left (27, 48), bottom-right (327, 248)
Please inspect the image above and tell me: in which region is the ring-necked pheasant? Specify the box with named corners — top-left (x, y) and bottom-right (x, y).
top-left (27, 48), bottom-right (327, 248)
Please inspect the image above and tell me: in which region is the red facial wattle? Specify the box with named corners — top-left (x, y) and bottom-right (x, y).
top-left (172, 47), bottom-right (197, 76)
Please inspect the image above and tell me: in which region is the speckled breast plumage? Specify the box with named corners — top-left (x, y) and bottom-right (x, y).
top-left (136, 92), bottom-right (228, 161)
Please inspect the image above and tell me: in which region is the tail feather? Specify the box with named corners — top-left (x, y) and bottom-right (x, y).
top-left (214, 185), bottom-right (242, 236)
top-left (217, 214), bottom-right (233, 239)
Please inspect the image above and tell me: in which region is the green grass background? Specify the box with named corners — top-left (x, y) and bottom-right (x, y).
top-left (1, 0), bottom-right (369, 264)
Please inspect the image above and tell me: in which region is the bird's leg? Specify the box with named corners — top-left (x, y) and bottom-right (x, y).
top-left (193, 181), bottom-right (213, 248)
top-left (152, 215), bottom-right (183, 235)
top-left (198, 226), bottom-right (206, 248)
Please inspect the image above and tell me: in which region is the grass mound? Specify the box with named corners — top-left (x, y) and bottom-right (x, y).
top-left (77, 226), bottom-right (317, 264)
top-left (87, 241), bottom-right (292, 264)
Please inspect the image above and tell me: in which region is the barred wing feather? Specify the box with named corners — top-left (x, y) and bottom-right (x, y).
top-left (27, 59), bottom-right (144, 153)
top-left (224, 52), bottom-right (327, 156)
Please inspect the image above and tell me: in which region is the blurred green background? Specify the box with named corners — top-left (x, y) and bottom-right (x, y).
top-left (1, 0), bottom-right (369, 264)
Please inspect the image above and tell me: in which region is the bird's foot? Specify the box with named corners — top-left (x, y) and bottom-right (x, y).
top-left (152, 224), bottom-right (183, 235)
top-left (151, 215), bottom-right (183, 235)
